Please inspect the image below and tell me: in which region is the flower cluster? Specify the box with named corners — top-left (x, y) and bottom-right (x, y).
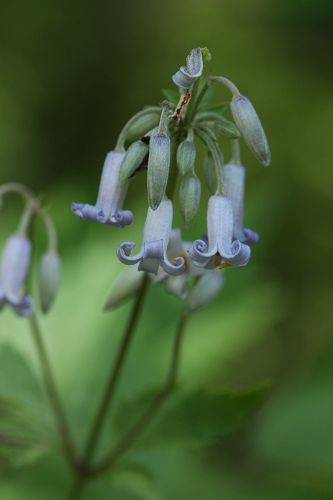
top-left (72, 48), bottom-right (270, 311)
top-left (0, 184), bottom-right (60, 317)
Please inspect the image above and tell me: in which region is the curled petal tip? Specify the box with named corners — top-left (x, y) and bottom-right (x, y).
top-left (162, 255), bottom-right (186, 276)
top-left (109, 210), bottom-right (133, 227)
top-left (229, 240), bottom-right (251, 266)
top-left (243, 228), bottom-right (259, 245)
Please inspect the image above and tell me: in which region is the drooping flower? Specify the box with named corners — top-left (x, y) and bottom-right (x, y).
top-left (172, 48), bottom-right (204, 89)
top-left (190, 195), bottom-right (251, 269)
top-left (0, 235), bottom-right (33, 316)
top-left (72, 150), bottom-right (133, 227)
top-left (117, 199), bottom-right (185, 275)
top-left (151, 229), bottom-right (223, 302)
top-left (223, 162), bottom-right (259, 244)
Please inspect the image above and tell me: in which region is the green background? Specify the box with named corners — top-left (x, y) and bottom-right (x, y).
top-left (1, 0), bottom-right (333, 498)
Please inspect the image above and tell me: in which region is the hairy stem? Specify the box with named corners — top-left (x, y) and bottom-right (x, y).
top-left (28, 315), bottom-right (77, 470)
top-left (90, 310), bottom-right (189, 476)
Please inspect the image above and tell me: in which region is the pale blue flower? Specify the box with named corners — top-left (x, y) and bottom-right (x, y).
top-left (117, 199), bottom-right (185, 275)
top-left (172, 48), bottom-right (204, 89)
top-left (72, 151), bottom-right (133, 227)
top-left (223, 163), bottom-right (259, 244)
top-left (190, 195), bottom-right (251, 269)
top-left (152, 229), bottom-right (223, 301)
top-left (0, 235), bottom-right (32, 316)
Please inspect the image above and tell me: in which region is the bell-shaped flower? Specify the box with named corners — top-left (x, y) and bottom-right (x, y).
top-left (117, 199), bottom-right (185, 275)
top-left (187, 270), bottom-right (224, 312)
top-left (0, 235), bottom-right (33, 316)
top-left (172, 48), bottom-right (204, 89)
top-left (72, 150), bottom-right (133, 227)
top-left (223, 163), bottom-right (259, 245)
top-left (190, 195), bottom-right (251, 269)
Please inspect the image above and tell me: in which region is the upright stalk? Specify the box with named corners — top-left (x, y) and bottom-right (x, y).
top-left (82, 274), bottom-right (150, 463)
top-left (28, 315), bottom-right (77, 469)
top-left (91, 310), bottom-right (189, 476)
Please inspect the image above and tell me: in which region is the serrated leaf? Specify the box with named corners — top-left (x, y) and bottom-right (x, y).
top-left (161, 88), bottom-right (179, 106)
top-left (0, 397), bottom-right (49, 470)
top-left (113, 385), bottom-right (270, 449)
top-left (0, 347), bottom-right (51, 470)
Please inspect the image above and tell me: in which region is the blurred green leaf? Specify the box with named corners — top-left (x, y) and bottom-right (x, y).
top-left (114, 385), bottom-right (270, 449)
top-left (161, 88), bottom-right (179, 106)
top-left (255, 350), bottom-right (333, 476)
top-left (0, 397), bottom-right (49, 470)
top-left (206, 102), bottom-right (229, 114)
top-left (110, 461), bottom-right (162, 500)
top-left (0, 347), bottom-right (51, 470)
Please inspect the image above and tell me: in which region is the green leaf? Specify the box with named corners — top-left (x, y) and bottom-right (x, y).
top-left (161, 88), bottom-right (179, 106)
top-left (206, 102), bottom-right (229, 114)
top-left (111, 461), bottom-right (162, 500)
top-left (113, 385), bottom-right (270, 449)
top-left (198, 85), bottom-right (214, 111)
top-left (0, 347), bottom-right (51, 470)
top-left (0, 397), bottom-right (48, 470)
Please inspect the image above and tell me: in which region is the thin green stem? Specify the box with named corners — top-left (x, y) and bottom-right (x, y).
top-left (115, 107), bottom-right (161, 152)
top-left (28, 315), bottom-right (77, 470)
top-left (90, 310), bottom-right (189, 476)
top-left (185, 80), bottom-right (210, 124)
top-left (83, 274), bottom-right (150, 462)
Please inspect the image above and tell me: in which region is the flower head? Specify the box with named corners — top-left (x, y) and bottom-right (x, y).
top-left (172, 48), bottom-right (204, 89)
top-left (117, 199), bottom-right (185, 275)
top-left (0, 235), bottom-right (32, 316)
top-left (223, 162), bottom-right (259, 245)
top-left (72, 151), bottom-right (133, 227)
top-left (190, 195), bottom-right (251, 269)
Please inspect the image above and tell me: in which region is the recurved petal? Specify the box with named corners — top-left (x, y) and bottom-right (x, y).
top-left (71, 203), bottom-right (105, 222)
top-left (172, 68), bottom-right (195, 89)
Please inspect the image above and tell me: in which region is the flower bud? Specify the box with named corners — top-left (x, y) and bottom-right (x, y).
top-left (187, 271), bottom-right (223, 312)
top-left (38, 251), bottom-right (61, 314)
top-left (125, 113), bottom-right (160, 144)
top-left (203, 152), bottom-right (217, 194)
top-left (147, 134), bottom-right (170, 210)
top-left (179, 174), bottom-right (201, 225)
top-left (230, 95), bottom-right (271, 166)
top-left (104, 267), bottom-right (145, 310)
top-left (176, 140), bottom-right (196, 176)
top-left (119, 141), bottom-right (149, 183)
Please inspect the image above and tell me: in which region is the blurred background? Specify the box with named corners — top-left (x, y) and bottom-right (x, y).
top-left (0, 0), bottom-right (333, 498)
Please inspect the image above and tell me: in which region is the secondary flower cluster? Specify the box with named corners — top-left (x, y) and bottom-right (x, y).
top-left (72, 47), bottom-right (270, 311)
top-left (0, 184), bottom-right (60, 317)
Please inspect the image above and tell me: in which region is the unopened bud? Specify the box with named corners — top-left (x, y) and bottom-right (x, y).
top-left (104, 267), bottom-right (145, 310)
top-left (203, 152), bottom-right (217, 194)
top-left (176, 140), bottom-right (196, 176)
top-left (147, 134), bottom-right (170, 210)
top-left (38, 252), bottom-right (61, 314)
top-left (179, 174), bottom-right (201, 225)
top-left (119, 141), bottom-right (149, 183)
top-left (230, 95), bottom-right (271, 166)
top-left (187, 271), bottom-right (223, 312)
top-left (125, 113), bottom-right (160, 144)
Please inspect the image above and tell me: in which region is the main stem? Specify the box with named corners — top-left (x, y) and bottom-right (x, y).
top-left (28, 315), bottom-right (77, 469)
top-left (91, 310), bottom-right (189, 476)
top-left (83, 274), bottom-right (150, 463)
